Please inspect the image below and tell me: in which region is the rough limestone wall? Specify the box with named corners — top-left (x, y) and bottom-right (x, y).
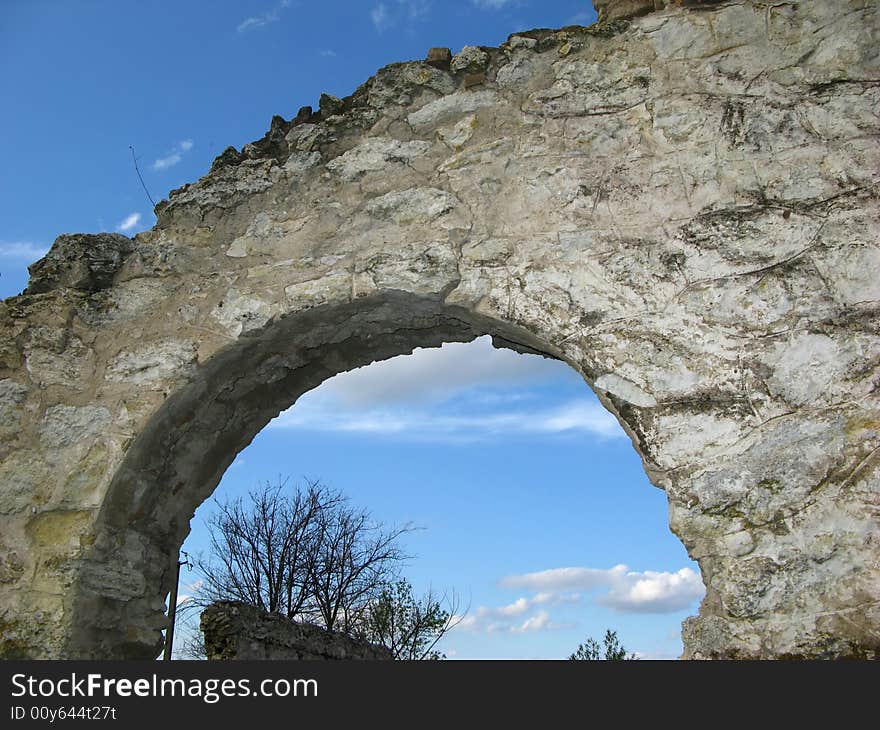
top-left (199, 602), bottom-right (393, 660)
top-left (0, 0), bottom-right (878, 659)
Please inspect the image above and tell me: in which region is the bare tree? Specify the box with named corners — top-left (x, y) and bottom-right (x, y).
top-left (193, 478), bottom-right (336, 618)
top-left (190, 478), bottom-right (413, 633)
top-left (306, 499), bottom-right (411, 633)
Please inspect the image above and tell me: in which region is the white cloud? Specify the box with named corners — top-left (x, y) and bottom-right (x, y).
top-left (370, 3), bottom-right (389, 32)
top-left (501, 565), bottom-right (627, 593)
top-left (175, 578), bottom-right (203, 607)
top-left (152, 140), bottom-right (193, 171)
top-left (319, 49), bottom-right (337, 57)
top-left (512, 611), bottom-right (564, 633)
top-left (502, 565), bottom-right (705, 614)
top-left (452, 564), bottom-right (702, 637)
top-left (182, 578), bottom-right (203, 594)
top-left (473, 0), bottom-right (514, 9)
top-left (532, 591), bottom-right (566, 605)
top-left (537, 401), bottom-right (621, 434)
top-left (497, 597), bottom-right (531, 617)
top-left (452, 608), bottom-right (570, 635)
top-left (370, 1), bottom-right (429, 33)
top-left (450, 593), bottom-right (580, 634)
top-left (289, 336), bottom-right (573, 409)
top-left (237, 0), bottom-right (292, 32)
top-left (0, 241), bottom-right (49, 260)
top-left (266, 336), bottom-right (622, 441)
top-left (598, 568), bottom-right (706, 614)
top-left (270, 397), bottom-right (622, 441)
top-left (398, 0), bottom-right (430, 22)
top-left (237, 17), bottom-right (264, 33)
top-left (152, 152), bottom-right (181, 171)
top-left (117, 212), bottom-right (141, 232)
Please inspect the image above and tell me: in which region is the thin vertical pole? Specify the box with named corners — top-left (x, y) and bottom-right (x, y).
top-left (163, 558), bottom-right (183, 661)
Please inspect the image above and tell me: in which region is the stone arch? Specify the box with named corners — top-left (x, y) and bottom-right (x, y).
top-left (68, 294), bottom-right (593, 659)
top-left (1, 0), bottom-right (878, 659)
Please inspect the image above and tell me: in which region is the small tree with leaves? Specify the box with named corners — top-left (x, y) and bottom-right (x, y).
top-left (568, 629), bottom-right (636, 660)
top-left (361, 579), bottom-right (463, 660)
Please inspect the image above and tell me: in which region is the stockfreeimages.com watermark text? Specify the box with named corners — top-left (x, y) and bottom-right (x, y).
top-left (10, 672), bottom-right (317, 705)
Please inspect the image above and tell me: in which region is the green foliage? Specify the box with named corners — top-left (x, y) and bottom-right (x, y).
top-left (362, 579), bottom-right (458, 660)
top-left (568, 629), bottom-right (636, 660)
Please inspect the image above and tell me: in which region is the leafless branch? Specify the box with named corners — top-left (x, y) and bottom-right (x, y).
top-left (129, 145), bottom-right (156, 208)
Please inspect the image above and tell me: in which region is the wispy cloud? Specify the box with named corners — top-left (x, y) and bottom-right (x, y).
top-left (285, 336), bottom-right (573, 409)
top-left (399, 0), bottom-right (430, 23)
top-left (502, 566), bottom-right (628, 593)
top-left (152, 152), bottom-right (181, 171)
top-left (512, 611), bottom-right (563, 633)
top-left (117, 212), bottom-right (141, 232)
top-left (152, 139), bottom-right (194, 171)
top-left (319, 49), bottom-right (337, 57)
top-left (0, 241), bottom-right (49, 260)
top-left (370, 1), bottom-right (430, 33)
top-left (176, 578), bottom-right (204, 607)
top-left (237, 0), bottom-right (292, 32)
top-left (472, 0), bottom-right (514, 9)
top-left (267, 336), bottom-right (622, 442)
top-left (270, 398), bottom-right (622, 441)
top-left (370, 3), bottom-right (389, 32)
top-left (453, 597), bottom-right (578, 634)
top-left (502, 565), bottom-right (705, 614)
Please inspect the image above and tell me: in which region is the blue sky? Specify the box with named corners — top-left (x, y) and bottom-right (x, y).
top-left (1, 0), bottom-right (703, 659)
top-left (176, 338), bottom-right (704, 659)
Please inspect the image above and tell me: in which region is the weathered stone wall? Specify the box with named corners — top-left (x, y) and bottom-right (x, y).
top-left (0, 0), bottom-right (878, 659)
top-left (200, 602), bottom-right (392, 660)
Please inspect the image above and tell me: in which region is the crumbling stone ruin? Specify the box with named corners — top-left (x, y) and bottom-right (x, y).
top-left (199, 602), bottom-right (392, 660)
top-left (0, 0), bottom-right (878, 659)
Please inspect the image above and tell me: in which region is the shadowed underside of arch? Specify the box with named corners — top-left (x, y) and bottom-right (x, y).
top-left (1, 0), bottom-right (878, 659)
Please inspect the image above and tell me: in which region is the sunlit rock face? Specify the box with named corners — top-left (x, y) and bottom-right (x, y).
top-left (1, 0), bottom-right (878, 659)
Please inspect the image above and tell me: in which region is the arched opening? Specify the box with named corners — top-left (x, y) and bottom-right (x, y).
top-left (69, 291), bottom-right (671, 658)
top-left (171, 334), bottom-right (701, 659)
